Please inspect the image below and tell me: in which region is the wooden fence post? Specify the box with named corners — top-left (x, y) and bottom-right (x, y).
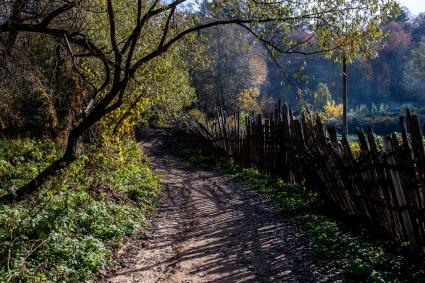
top-left (384, 137), bottom-right (417, 249)
top-left (257, 114), bottom-right (264, 171)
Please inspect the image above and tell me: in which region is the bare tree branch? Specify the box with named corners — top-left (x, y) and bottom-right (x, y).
top-left (120, 0), bottom-right (161, 55)
top-left (159, 5), bottom-right (176, 49)
top-left (106, 0), bottom-right (119, 60)
top-left (38, 2), bottom-right (76, 28)
top-left (124, 0), bottom-right (150, 75)
top-left (128, 11), bottom-right (335, 76)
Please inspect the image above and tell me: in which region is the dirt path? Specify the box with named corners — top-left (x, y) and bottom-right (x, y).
top-left (97, 129), bottom-right (343, 283)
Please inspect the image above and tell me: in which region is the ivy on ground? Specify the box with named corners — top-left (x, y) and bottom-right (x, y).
top-left (0, 138), bottom-right (159, 282)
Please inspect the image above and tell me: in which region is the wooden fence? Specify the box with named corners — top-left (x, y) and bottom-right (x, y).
top-left (184, 101), bottom-right (425, 250)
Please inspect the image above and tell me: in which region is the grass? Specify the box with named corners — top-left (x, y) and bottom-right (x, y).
top-left (167, 131), bottom-right (425, 283)
top-left (0, 138), bottom-right (159, 282)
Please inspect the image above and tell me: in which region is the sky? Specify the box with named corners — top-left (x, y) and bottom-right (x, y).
top-left (398, 0), bottom-right (425, 15)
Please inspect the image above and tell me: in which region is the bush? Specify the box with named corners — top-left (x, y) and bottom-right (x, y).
top-left (0, 138), bottom-right (159, 282)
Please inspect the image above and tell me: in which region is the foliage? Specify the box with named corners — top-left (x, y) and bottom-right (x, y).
top-left (403, 36), bottom-right (425, 98)
top-left (295, 82), bottom-right (342, 124)
top-left (349, 141), bottom-right (361, 155)
top-left (321, 100), bottom-right (343, 124)
top-left (312, 83), bottom-right (333, 111)
top-left (0, 0), bottom-right (199, 138)
top-left (102, 54), bottom-right (196, 133)
top-left (266, 7), bottom-right (424, 113)
top-left (190, 0), bottom-right (396, 117)
top-left (186, 109), bottom-right (210, 128)
top-left (0, 138), bottom-right (159, 282)
top-left (0, 35), bottom-right (85, 140)
top-left (189, 22), bottom-right (268, 116)
top-left (237, 88), bottom-right (262, 114)
top-left (72, 0), bottom-right (197, 133)
top-left (0, 0), bottom-right (400, 204)
top-left (346, 103), bottom-right (404, 134)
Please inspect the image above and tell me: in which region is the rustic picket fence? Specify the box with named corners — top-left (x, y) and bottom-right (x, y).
top-left (184, 101), bottom-right (425, 249)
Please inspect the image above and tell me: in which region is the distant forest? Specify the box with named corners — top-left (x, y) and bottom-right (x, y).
top-left (270, 6), bottom-right (424, 111)
top-left (190, 4), bottom-right (425, 130)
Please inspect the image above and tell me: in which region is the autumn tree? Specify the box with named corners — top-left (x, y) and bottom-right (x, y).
top-left (189, 1), bottom-right (269, 116)
top-left (403, 36), bottom-right (425, 98)
top-left (190, 25), bottom-right (268, 115)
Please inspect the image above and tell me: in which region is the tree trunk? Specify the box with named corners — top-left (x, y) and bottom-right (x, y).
top-left (0, 130), bottom-right (79, 204)
top-left (56, 76), bottom-right (85, 144)
top-left (342, 56), bottom-right (348, 136)
top-left (0, 84), bottom-right (125, 205)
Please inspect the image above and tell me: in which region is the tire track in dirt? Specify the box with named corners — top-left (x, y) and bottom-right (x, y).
top-left (96, 128), bottom-right (343, 283)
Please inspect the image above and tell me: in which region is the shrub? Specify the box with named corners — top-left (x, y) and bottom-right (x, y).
top-left (0, 138), bottom-right (159, 282)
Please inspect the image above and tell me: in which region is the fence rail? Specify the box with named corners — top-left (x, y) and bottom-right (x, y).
top-left (184, 102), bottom-right (425, 250)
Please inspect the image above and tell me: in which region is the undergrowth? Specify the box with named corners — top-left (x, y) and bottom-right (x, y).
top-left (0, 138), bottom-right (159, 282)
top-left (167, 131), bottom-right (425, 283)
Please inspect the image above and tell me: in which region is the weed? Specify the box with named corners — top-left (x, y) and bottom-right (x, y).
top-left (0, 138), bottom-right (159, 282)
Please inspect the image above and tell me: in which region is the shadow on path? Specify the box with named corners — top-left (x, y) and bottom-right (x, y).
top-left (97, 128), bottom-right (343, 283)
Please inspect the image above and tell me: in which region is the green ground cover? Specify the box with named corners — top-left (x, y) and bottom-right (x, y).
top-left (0, 138), bottom-right (159, 282)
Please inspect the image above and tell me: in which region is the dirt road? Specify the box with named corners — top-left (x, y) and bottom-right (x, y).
top-left (97, 129), bottom-right (343, 283)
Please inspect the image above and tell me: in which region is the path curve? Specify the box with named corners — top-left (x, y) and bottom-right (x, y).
top-left (97, 129), bottom-right (343, 283)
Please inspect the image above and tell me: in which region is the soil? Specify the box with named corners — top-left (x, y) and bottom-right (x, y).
top-left (96, 128), bottom-right (343, 283)
top-left (88, 182), bottom-right (135, 205)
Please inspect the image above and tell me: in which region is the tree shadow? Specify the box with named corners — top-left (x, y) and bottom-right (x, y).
top-left (103, 128), bottom-right (343, 282)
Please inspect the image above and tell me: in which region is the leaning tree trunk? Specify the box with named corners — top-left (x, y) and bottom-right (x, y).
top-left (342, 56), bottom-right (348, 136)
top-left (0, 133), bottom-right (78, 204)
top-left (0, 84), bottom-right (125, 205)
top-left (56, 76), bottom-right (85, 144)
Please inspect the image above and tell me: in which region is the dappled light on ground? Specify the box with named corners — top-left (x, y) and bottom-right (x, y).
top-left (97, 129), bottom-right (342, 283)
